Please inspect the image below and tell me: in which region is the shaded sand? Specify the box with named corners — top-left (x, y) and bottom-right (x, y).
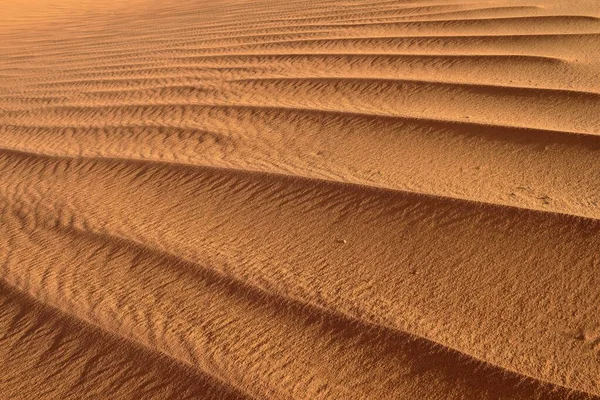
top-left (1, 0), bottom-right (599, 399)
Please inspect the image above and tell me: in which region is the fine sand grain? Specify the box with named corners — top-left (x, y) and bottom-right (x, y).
top-left (1, 0), bottom-right (599, 399)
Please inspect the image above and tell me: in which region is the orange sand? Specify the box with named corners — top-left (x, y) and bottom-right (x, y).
top-left (1, 0), bottom-right (599, 399)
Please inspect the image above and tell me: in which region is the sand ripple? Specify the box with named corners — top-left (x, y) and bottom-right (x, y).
top-left (1, 0), bottom-right (599, 398)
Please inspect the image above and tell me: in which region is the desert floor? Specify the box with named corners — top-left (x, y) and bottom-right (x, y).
top-left (1, 0), bottom-right (599, 399)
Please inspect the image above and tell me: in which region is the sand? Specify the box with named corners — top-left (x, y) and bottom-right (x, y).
top-left (0, 0), bottom-right (599, 399)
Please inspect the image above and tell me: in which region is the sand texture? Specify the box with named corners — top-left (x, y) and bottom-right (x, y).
top-left (1, 0), bottom-right (600, 399)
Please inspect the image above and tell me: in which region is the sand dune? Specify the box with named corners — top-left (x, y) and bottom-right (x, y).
top-left (1, 0), bottom-right (600, 399)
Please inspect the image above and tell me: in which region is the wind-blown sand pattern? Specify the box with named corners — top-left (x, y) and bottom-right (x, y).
top-left (1, 0), bottom-right (599, 399)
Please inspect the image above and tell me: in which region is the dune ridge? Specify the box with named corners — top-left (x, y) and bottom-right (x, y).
top-left (1, 0), bottom-right (600, 398)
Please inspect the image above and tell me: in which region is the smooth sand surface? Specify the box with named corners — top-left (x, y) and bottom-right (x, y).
top-left (1, 0), bottom-right (600, 399)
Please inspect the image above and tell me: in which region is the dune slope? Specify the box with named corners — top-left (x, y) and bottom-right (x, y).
top-left (1, 0), bottom-right (600, 399)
